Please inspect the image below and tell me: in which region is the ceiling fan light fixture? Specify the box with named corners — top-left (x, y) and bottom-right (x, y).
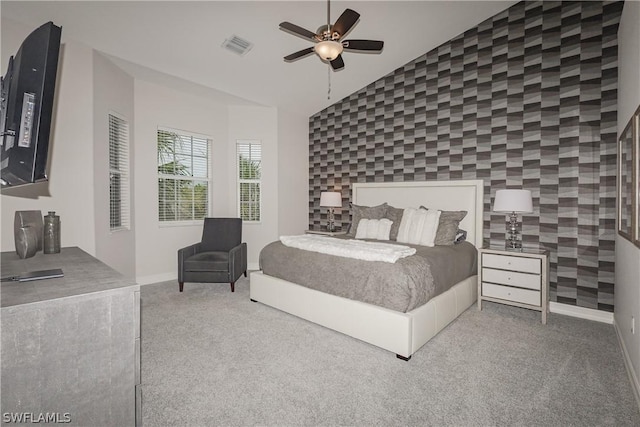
top-left (314, 40), bottom-right (343, 61)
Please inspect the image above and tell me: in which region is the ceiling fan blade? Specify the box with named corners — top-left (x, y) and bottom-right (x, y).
top-left (342, 39), bottom-right (384, 52)
top-left (284, 47), bottom-right (315, 61)
top-left (279, 22), bottom-right (318, 40)
top-left (332, 8), bottom-right (360, 38)
top-left (330, 54), bottom-right (345, 71)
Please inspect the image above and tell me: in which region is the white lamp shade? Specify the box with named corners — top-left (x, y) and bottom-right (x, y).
top-left (320, 191), bottom-right (342, 208)
top-left (493, 189), bottom-right (533, 213)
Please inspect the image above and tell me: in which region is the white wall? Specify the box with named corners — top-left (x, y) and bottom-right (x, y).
top-left (1, 17), bottom-right (311, 283)
top-left (92, 51), bottom-right (136, 278)
top-left (615, 0), bottom-right (640, 402)
top-left (1, 18), bottom-right (96, 255)
top-left (228, 106), bottom-right (279, 269)
top-left (133, 79), bottom-right (232, 284)
top-left (277, 109), bottom-right (309, 236)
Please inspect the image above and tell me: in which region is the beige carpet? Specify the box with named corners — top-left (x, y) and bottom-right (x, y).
top-left (141, 277), bottom-right (640, 426)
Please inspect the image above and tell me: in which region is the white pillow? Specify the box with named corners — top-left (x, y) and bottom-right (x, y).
top-left (396, 208), bottom-right (441, 246)
top-left (396, 208), bottom-right (416, 243)
top-left (375, 219), bottom-right (393, 240)
top-left (418, 209), bottom-right (441, 247)
top-left (355, 218), bottom-right (393, 240)
top-left (407, 209), bottom-right (427, 245)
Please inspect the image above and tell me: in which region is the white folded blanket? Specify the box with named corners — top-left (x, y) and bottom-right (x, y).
top-left (279, 235), bottom-right (416, 263)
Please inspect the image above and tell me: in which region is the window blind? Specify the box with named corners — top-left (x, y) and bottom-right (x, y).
top-left (157, 128), bottom-right (210, 222)
top-left (237, 141), bottom-right (261, 222)
top-left (108, 114), bottom-right (130, 231)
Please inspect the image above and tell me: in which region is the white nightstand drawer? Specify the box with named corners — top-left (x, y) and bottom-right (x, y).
top-left (482, 282), bottom-right (541, 306)
top-left (482, 253), bottom-right (541, 274)
top-left (482, 268), bottom-right (541, 290)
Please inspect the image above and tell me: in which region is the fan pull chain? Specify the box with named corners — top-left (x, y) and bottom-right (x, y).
top-left (327, 0), bottom-right (331, 100)
top-left (327, 63), bottom-right (331, 99)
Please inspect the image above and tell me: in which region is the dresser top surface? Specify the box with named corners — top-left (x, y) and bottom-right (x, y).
top-left (1, 247), bottom-right (137, 308)
top-left (480, 246), bottom-right (549, 257)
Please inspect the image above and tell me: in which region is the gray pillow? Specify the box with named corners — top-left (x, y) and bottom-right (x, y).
top-left (348, 203), bottom-right (387, 237)
top-left (420, 206), bottom-right (468, 245)
top-left (384, 205), bottom-right (404, 241)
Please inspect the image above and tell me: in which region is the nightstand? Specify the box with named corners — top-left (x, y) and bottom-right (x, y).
top-left (477, 247), bottom-right (550, 324)
top-left (305, 228), bottom-right (347, 237)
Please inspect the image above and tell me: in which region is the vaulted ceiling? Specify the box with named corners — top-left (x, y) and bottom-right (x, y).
top-left (2, 1), bottom-right (516, 117)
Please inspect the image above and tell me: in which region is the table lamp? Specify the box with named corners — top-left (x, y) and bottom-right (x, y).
top-left (320, 192), bottom-right (342, 232)
top-left (493, 189), bottom-right (533, 251)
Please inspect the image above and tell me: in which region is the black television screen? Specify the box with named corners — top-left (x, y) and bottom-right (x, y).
top-left (0, 21), bottom-right (61, 188)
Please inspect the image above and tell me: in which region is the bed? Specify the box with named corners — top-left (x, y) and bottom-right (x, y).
top-left (250, 180), bottom-right (484, 360)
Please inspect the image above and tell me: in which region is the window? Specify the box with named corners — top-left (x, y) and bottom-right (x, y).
top-left (108, 113), bottom-right (130, 231)
top-left (157, 128), bottom-right (210, 222)
top-left (237, 141), bottom-right (261, 222)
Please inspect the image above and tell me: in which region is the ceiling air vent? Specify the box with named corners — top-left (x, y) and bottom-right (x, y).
top-left (222, 35), bottom-right (253, 56)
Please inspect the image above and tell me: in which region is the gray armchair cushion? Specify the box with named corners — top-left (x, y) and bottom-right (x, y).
top-left (184, 251), bottom-right (229, 272)
top-left (200, 218), bottom-right (242, 252)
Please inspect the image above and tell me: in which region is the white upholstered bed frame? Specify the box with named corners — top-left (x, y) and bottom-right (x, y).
top-left (250, 180), bottom-right (484, 360)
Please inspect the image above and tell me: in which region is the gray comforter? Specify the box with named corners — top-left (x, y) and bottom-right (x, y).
top-left (259, 237), bottom-right (477, 313)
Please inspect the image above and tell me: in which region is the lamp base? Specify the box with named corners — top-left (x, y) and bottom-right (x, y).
top-left (505, 212), bottom-right (522, 251)
top-left (504, 241), bottom-right (523, 252)
top-left (327, 208), bottom-right (335, 232)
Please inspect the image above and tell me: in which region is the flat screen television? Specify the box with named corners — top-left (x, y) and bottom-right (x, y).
top-left (0, 21), bottom-right (61, 188)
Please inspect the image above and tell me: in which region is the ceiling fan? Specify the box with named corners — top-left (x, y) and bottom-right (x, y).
top-left (279, 0), bottom-right (384, 71)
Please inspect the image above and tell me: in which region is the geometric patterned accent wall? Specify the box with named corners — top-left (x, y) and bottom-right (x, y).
top-left (309, 1), bottom-right (624, 312)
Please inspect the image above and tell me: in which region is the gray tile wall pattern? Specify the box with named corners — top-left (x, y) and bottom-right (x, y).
top-left (308, 1), bottom-right (624, 312)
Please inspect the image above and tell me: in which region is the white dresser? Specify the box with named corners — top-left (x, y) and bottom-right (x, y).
top-left (477, 247), bottom-right (550, 324)
top-left (1, 247), bottom-right (141, 426)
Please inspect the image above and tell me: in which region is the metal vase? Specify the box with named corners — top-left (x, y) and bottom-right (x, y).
top-left (43, 211), bottom-right (61, 254)
top-left (14, 210), bottom-right (43, 253)
top-left (15, 226), bottom-right (38, 259)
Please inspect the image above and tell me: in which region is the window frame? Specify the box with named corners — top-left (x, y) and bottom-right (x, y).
top-left (108, 112), bottom-right (130, 232)
top-left (157, 126), bottom-right (212, 226)
top-left (236, 140), bottom-right (262, 223)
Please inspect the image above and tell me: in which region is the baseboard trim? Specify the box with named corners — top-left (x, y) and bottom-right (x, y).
top-left (549, 302), bottom-right (614, 324)
top-left (136, 272), bottom-right (176, 286)
top-left (614, 320), bottom-right (640, 411)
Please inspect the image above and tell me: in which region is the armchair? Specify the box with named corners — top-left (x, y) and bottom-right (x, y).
top-left (178, 218), bottom-right (247, 292)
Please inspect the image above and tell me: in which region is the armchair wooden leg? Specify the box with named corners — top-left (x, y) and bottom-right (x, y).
top-left (179, 282), bottom-right (184, 292)
top-left (244, 271), bottom-right (247, 277)
top-left (230, 282), bottom-right (235, 292)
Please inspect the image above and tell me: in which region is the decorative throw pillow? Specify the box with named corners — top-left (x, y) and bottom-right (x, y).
top-left (348, 203), bottom-right (387, 237)
top-left (418, 209), bottom-right (441, 247)
top-left (396, 208), bottom-right (441, 247)
top-left (384, 205), bottom-right (404, 241)
top-left (406, 209), bottom-right (427, 244)
top-left (396, 208), bottom-right (417, 244)
top-left (420, 206), bottom-right (468, 246)
top-left (355, 218), bottom-right (393, 240)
